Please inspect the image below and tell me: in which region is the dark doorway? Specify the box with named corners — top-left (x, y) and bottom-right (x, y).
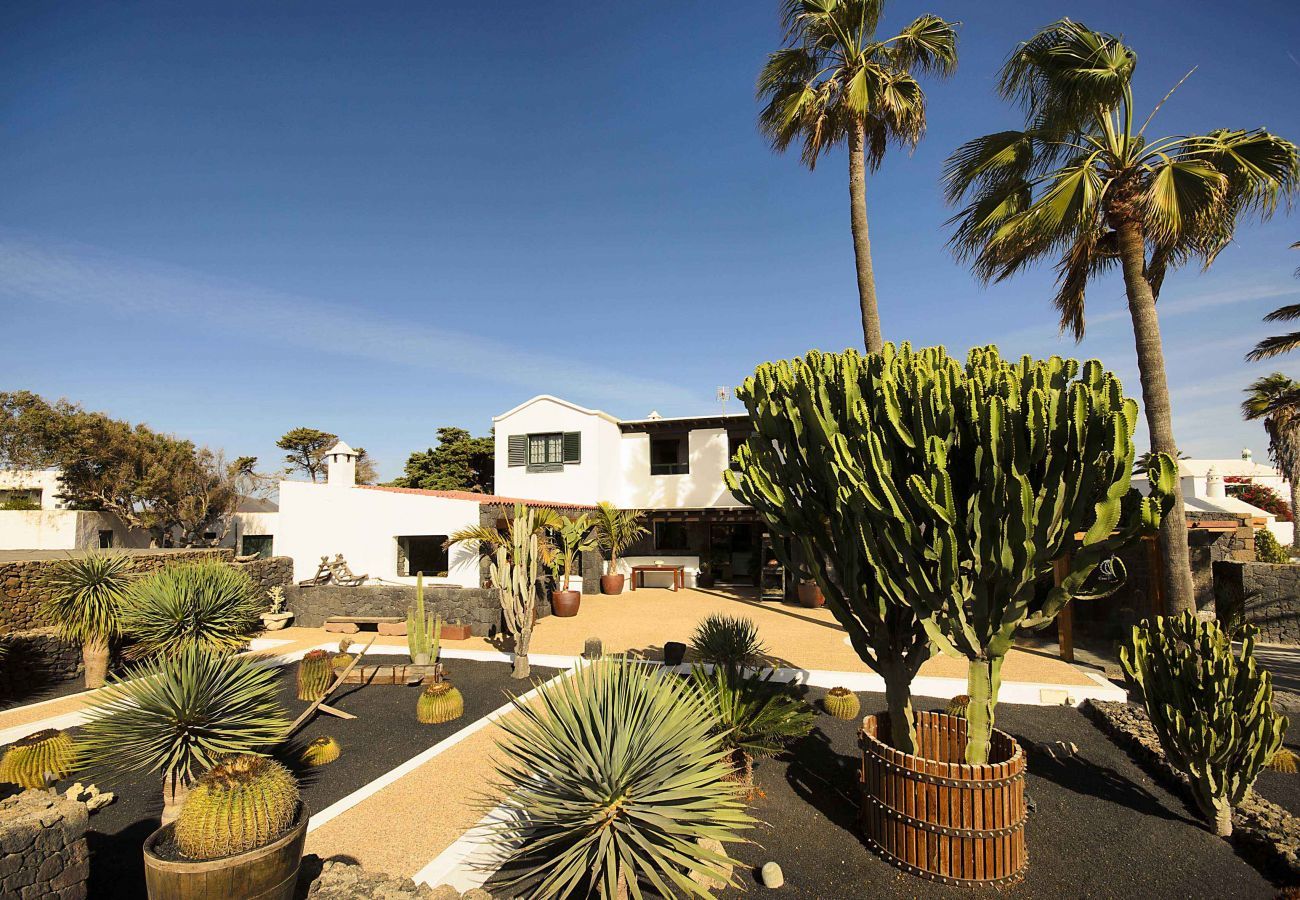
top-left (709, 523), bottom-right (759, 585)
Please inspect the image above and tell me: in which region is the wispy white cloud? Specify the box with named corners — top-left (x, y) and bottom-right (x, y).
top-left (0, 233), bottom-right (699, 411)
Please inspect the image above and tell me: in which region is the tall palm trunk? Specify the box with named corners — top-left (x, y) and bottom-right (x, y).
top-left (1114, 216), bottom-right (1196, 616)
top-left (82, 637), bottom-right (110, 689)
top-left (1289, 472), bottom-right (1300, 553)
top-left (848, 124), bottom-right (883, 353)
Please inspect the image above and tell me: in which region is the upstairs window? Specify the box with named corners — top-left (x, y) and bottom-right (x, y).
top-left (530, 433), bottom-right (564, 467)
top-left (507, 431), bottom-right (581, 473)
top-left (650, 435), bottom-right (689, 476)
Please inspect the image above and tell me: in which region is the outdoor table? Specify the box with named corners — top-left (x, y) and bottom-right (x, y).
top-left (629, 564), bottom-right (686, 591)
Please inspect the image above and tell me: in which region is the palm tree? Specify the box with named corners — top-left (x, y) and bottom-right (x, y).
top-left (1247, 242), bottom-right (1300, 361)
top-left (590, 502), bottom-right (648, 593)
top-left (945, 19), bottom-right (1299, 616)
top-left (1242, 374), bottom-right (1300, 552)
top-left (758, 0), bottom-right (958, 351)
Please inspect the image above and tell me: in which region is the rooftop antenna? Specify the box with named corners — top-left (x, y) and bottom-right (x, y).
top-left (716, 387), bottom-right (729, 413)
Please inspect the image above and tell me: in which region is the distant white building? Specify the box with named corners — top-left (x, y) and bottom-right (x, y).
top-left (1135, 451), bottom-right (1294, 545)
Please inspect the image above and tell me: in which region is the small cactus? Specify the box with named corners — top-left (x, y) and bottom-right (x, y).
top-left (822, 687), bottom-right (860, 720)
top-left (297, 650), bottom-right (333, 701)
top-left (417, 680), bottom-right (464, 724)
top-left (583, 637), bottom-right (603, 660)
top-left (175, 755), bottom-right (300, 860)
top-left (331, 653), bottom-right (354, 671)
top-left (300, 736), bottom-right (341, 768)
top-left (0, 729), bottom-right (76, 789)
top-left (407, 575), bottom-right (442, 664)
top-left (946, 694), bottom-right (971, 719)
top-left (1268, 747), bottom-right (1299, 774)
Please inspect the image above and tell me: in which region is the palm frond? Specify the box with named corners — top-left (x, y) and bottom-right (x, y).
top-left (1051, 222), bottom-right (1116, 340)
top-left (889, 14), bottom-right (959, 76)
top-left (1140, 158), bottom-right (1227, 246)
top-left (1248, 333), bottom-right (1300, 362)
top-left (1264, 303), bottom-right (1300, 323)
top-left (690, 666), bottom-right (815, 761)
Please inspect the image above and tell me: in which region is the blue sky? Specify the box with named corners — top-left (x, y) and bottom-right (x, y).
top-left (2, 0), bottom-right (1298, 480)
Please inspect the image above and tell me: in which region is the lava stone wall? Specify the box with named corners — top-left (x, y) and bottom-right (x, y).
top-left (285, 583), bottom-right (534, 637)
top-left (0, 628), bottom-right (81, 700)
top-left (476, 503), bottom-right (602, 594)
top-left (234, 555), bottom-right (294, 597)
top-left (1214, 560), bottom-right (1300, 645)
top-left (0, 790), bottom-right (89, 899)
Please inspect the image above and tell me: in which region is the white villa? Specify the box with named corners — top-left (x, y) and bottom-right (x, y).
top-left (2, 400), bottom-right (1293, 584)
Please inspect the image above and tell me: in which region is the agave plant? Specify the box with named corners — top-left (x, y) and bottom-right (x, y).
top-left (76, 645), bottom-right (287, 823)
top-left (42, 553), bottom-right (134, 688)
top-left (492, 657), bottom-right (755, 899)
top-left (690, 665), bottom-right (814, 789)
top-left (121, 561), bottom-right (263, 659)
top-left (690, 614), bottom-right (767, 674)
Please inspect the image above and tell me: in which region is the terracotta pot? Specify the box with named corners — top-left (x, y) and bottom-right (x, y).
top-left (600, 574), bottom-right (625, 595)
top-left (144, 803), bottom-right (308, 900)
top-left (550, 590), bottom-right (581, 617)
top-left (441, 623), bottom-right (472, 641)
top-left (797, 582), bottom-right (825, 608)
top-left (859, 711), bottom-right (1026, 886)
top-left (663, 641), bottom-right (687, 667)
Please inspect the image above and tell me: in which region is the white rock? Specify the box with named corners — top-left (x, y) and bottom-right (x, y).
top-left (760, 861), bottom-right (784, 889)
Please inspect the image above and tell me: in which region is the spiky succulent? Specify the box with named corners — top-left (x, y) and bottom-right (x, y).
top-left (823, 687), bottom-right (861, 720)
top-left (1268, 747), bottom-right (1299, 774)
top-left (946, 694), bottom-right (971, 718)
top-left (174, 755), bottom-right (300, 860)
top-left (691, 665), bottom-right (814, 786)
top-left (121, 561), bottom-right (262, 659)
top-left (297, 650), bottom-right (333, 701)
top-left (77, 645), bottom-right (288, 796)
top-left (300, 736), bottom-right (340, 768)
top-left (416, 681), bottom-right (463, 724)
top-left (690, 614), bottom-right (766, 673)
top-left (493, 658), bottom-right (754, 899)
top-left (0, 729), bottom-right (77, 788)
top-left (41, 553), bottom-right (133, 646)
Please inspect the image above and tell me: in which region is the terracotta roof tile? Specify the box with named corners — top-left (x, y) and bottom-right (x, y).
top-left (358, 485), bottom-right (595, 510)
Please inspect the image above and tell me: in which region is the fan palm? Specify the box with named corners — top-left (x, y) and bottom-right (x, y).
top-left (1242, 373), bottom-right (1300, 551)
top-left (1247, 242), bottom-right (1300, 361)
top-left (121, 561), bottom-right (263, 658)
top-left (76, 645), bottom-right (287, 823)
top-left (758, 0), bottom-right (958, 351)
top-left (945, 19), bottom-right (1299, 615)
top-left (42, 553), bottom-right (134, 688)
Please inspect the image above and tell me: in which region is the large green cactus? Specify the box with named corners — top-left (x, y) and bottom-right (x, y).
top-left (1121, 613), bottom-right (1287, 837)
top-left (727, 345), bottom-right (1173, 761)
top-left (489, 506), bottom-right (543, 679)
top-left (407, 574), bottom-right (442, 664)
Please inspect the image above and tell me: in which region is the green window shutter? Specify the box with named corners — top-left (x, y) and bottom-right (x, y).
top-left (563, 431), bottom-right (581, 464)
top-left (508, 434), bottom-right (527, 467)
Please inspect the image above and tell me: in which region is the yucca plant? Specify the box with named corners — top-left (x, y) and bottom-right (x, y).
top-left (690, 665), bottom-right (814, 790)
top-left (121, 561), bottom-right (263, 659)
top-left (492, 658), bottom-right (755, 899)
top-left (77, 645), bottom-right (287, 824)
top-left (42, 553), bottom-right (134, 688)
top-left (690, 614), bottom-right (767, 674)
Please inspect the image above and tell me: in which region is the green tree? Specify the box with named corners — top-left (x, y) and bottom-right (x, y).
top-left (1242, 373), bottom-right (1300, 551)
top-left (758, 0), bottom-right (958, 351)
top-left (275, 427), bottom-right (337, 482)
top-left (391, 427), bottom-right (494, 493)
top-left (1247, 241), bottom-right (1300, 361)
top-left (944, 19), bottom-right (1299, 616)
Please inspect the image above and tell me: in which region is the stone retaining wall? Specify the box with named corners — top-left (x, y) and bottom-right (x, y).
top-left (285, 583), bottom-right (534, 637)
top-left (0, 628), bottom-right (81, 700)
top-left (1214, 559), bottom-right (1300, 644)
top-left (0, 789), bottom-right (89, 899)
top-left (235, 555), bottom-right (294, 597)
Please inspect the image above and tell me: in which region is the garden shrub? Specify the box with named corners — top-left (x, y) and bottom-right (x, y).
top-left (1256, 528), bottom-right (1292, 564)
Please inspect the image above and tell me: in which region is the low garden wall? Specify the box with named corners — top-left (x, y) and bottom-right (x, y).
top-left (235, 555), bottom-right (294, 597)
top-left (285, 583), bottom-right (531, 637)
top-left (1214, 559), bottom-right (1300, 645)
top-left (0, 628), bottom-right (81, 699)
top-left (0, 789), bottom-right (90, 899)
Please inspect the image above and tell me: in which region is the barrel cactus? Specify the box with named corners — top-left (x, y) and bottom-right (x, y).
top-left (331, 652), bottom-right (354, 672)
top-left (297, 650), bottom-right (333, 701)
top-left (174, 755), bottom-right (301, 860)
top-left (0, 729), bottom-right (76, 788)
top-left (1268, 747), bottom-right (1299, 774)
top-left (417, 681), bottom-right (464, 724)
top-left (946, 695), bottom-right (970, 718)
top-left (729, 345), bottom-right (1174, 762)
top-left (822, 687), bottom-right (860, 720)
top-left (300, 736), bottom-right (341, 768)
top-left (1121, 613), bottom-right (1287, 837)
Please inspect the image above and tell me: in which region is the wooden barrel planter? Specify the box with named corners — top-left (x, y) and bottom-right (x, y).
top-left (860, 711), bottom-right (1026, 886)
top-left (142, 804), bottom-right (308, 900)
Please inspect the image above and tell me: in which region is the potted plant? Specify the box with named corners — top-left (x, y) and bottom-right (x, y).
top-left (77, 645), bottom-right (288, 824)
top-left (796, 578), bottom-right (824, 608)
top-left (591, 502), bottom-right (648, 595)
top-left (260, 586), bottom-right (293, 631)
top-left (549, 514), bottom-right (595, 617)
top-left (41, 553), bottom-right (134, 689)
top-left (143, 754), bottom-right (307, 900)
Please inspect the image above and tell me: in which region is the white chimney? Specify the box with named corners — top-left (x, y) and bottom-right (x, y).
top-left (1242, 448), bottom-right (1253, 462)
top-left (326, 440), bottom-right (358, 487)
top-left (1206, 465), bottom-right (1226, 499)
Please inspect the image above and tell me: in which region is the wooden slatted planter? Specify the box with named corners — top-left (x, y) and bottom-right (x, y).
top-left (337, 662), bottom-right (442, 685)
top-left (859, 711), bottom-right (1027, 886)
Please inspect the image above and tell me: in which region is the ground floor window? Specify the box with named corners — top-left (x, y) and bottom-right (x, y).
top-left (398, 535), bottom-right (450, 577)
top-left (241, 535), bottom-right (273, 558)
top-left (653, 521), bottom-right (690, 552)
top-left (98, 529), bottom-right (114, 549)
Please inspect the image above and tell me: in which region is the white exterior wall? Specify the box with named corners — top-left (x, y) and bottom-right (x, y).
top-left (229, 512), bottom-right (279, 552)
top-left (0, 510), bottom-right (150, 550)
top-left (493, 397), bottom-right (622, 507)
top-left (617, 428), bottom-right (744, 509)
top-left (274, 481), bottom-right (482, 587)
top-left (0, 470), bottom-right (67, 510)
